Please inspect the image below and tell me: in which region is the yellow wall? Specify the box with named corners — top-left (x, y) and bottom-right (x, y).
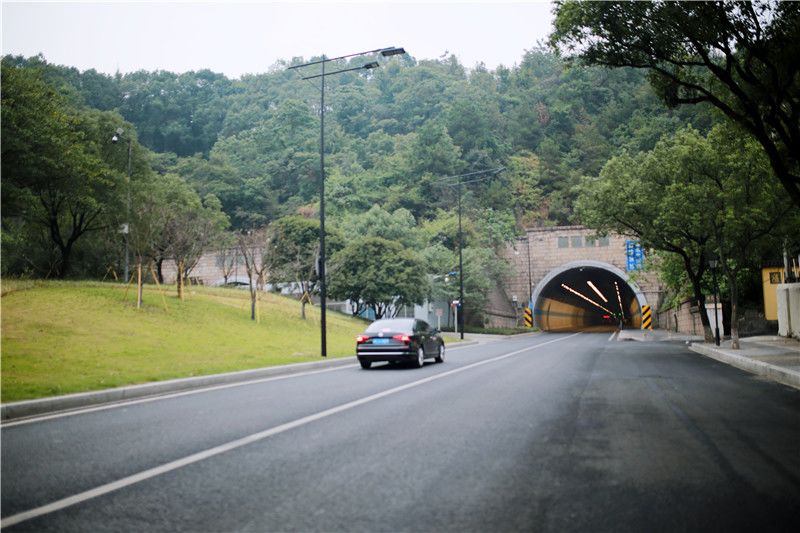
top-left (762, 267), bottom-right (784, 321)
top-left (538, 298), bottom-right (585, 332)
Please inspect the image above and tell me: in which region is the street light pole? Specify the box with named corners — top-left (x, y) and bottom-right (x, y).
top-left (289, 47), bottom-right (406, 357)
top-left (112, 128), bottom-right (132, 283)
top-left (319, 58), bottom-right (327, 356)
top-left (458, 178), bottom-right (464, 340)
top-left (434, 167), bottom-right (505, 340)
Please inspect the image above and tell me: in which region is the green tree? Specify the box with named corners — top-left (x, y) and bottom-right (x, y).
top-left (164, 187), bottom-right (229, 300)
top-left (703, 125), bottom-right (798, 347)
top-left (551, 0), bottom-right (800, 206)
top-left (461, 246), bottom-right (511, 326)
top-left (118, 69), bottom-right (237, 156)
top-left (263, 216), bottom-right (320, 319)
top-left (1, 62), bottom-right (145, 278)
top-left (237, 228), bottom-right (269, 321)
top-left (338, 206), bottom-right (422, 249)
top-left (575, 128), bottom-right (718, 341)
top-left (507, 152), bottom-right (545, 228)
top-left (577, 125), bottom-right (798, 343)
top-left (328, 237), bottom-right (428, 319)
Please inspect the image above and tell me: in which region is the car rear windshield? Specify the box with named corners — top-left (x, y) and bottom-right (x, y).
top-left (365, 319), bottom-right (414, 334)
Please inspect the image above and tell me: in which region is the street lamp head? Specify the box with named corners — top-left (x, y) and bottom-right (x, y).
top-left (362, 61), bottom-right (380, 70)
top-left (380, 47), bottom-right (406, 57)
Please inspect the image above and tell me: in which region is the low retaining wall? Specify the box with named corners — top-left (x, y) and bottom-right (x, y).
top-left (657, 300), bottom-right (703, 336)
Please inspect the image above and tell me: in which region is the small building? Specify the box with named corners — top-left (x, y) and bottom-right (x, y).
top-left (762, 261), bottom-right (788, 321)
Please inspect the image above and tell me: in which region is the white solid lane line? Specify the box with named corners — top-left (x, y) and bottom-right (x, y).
top-left (2, 336), bottom-right (488, 428)
top-left (1, 364), bottom-right (357, 428)
top-left (1, 333), bottom-right (579, 528)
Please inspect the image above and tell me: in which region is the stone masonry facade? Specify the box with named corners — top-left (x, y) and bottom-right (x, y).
top-left (487, 226), bottom-right (664, 328)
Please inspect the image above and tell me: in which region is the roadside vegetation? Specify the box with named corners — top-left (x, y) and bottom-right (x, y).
top-left (2, 2), bottom-right (798, 362)
top-left (0, 281), bottom-right (371, 402)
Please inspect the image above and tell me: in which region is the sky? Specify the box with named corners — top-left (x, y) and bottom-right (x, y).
top-left (1, 0), bottom-right (555, 79)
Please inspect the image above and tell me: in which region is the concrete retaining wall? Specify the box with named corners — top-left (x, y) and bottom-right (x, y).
top-left (657, 300), bottom-right (704, 336)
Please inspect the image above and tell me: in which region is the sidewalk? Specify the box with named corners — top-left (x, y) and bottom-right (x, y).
top-left (616, 329), bottom-right (800, 390)
top-left (616, 329), bottom-right (703, 343)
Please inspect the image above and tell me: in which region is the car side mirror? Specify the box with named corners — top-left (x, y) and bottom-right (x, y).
top-left (431, 328), bottom-right (439, 335)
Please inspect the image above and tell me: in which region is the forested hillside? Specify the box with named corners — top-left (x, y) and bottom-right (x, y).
top-left (2, 48), bottom-right (712, 322)
top-left (4, 50), bottom-right (711, 228)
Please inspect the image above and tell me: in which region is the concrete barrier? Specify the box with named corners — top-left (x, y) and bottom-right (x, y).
top-left (777, 283), bottom-right (800, 339)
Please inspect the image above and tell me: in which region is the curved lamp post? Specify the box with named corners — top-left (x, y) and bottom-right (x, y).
top-left (289, 47), bottom-right (406, 357)
top-left (111, 128), bottom-right (132, 283)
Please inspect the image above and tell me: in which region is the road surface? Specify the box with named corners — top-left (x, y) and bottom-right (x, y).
top-left (3, 333), bottom-right (799, 531)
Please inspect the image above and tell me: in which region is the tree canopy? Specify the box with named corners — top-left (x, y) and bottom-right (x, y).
top-left (551, 0), bottom-right (800, 206)
top-left (575, 124), bottom-right (797, 341)
top-left (328, 237), bottom-right (428, 320)
top-left (6, 35), bottom-right (794, 325)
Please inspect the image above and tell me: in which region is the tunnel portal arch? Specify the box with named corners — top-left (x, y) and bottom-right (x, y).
top-left (532, 260), bottom-right (648, 331)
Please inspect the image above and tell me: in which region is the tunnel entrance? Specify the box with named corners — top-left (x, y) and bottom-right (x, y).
top-left (533, 262), bottom-right (645, 332)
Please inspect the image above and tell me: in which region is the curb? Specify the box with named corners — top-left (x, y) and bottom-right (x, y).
top-left (689, 343), bottom-right (800, 391)
top-left (1, 340), bottom-right (482, 422)
top-left (1, 357), bottom-right (357, 422)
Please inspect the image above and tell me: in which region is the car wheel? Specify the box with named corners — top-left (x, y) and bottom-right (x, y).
top-left (415, 347), bottom-right (425, 368)
top-left (359, 360), bottom-right (372, 370)
top-left (435, 343), bottom-right (445, 363)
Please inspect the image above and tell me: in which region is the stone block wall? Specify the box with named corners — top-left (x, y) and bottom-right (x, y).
top-left (161, 248), bottom-right (254, 286)
top-left (493, 225), bottom-right (664, 328)
top-left (657, 300), bottom-right (704, 336)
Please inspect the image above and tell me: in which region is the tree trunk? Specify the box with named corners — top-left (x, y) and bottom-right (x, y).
top-left (156, 257), bottom-right (164, 284)
top-left (729, 279), bottom-right (740, 349)
top-left (177, 259), bottom-right (185, 301)
top-left (301, 300), bottom-right (307, 320)
top-left (137, 261), bottom-right (143, 309)
top-left (56, 243), bottom-right (73, 279)
top-left (689, 275), bottom-right (714, 342)
top-left (249, 275), bottom-right (257, 321)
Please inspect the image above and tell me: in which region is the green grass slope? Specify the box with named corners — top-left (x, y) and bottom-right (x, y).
top-left (1, 281), bottom-right (369, 402)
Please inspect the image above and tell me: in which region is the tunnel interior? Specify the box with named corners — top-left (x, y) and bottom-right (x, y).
top-left (534, 266), bottom-right (642, 332)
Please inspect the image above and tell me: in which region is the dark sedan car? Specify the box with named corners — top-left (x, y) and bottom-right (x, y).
top-left (356, 318), bottom-right (445, 369)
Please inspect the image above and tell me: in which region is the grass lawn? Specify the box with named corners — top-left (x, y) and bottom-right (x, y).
top-left (1, 280), bottom-right (372, 402)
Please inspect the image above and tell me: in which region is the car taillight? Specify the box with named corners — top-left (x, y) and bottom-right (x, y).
top-left (392, 334), bottom-right (411, 343)
top-left (356, 335), bottom-right (370, 343)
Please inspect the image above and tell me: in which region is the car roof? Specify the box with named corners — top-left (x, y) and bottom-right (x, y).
top-left (364, 318), bottom-right (416, 332)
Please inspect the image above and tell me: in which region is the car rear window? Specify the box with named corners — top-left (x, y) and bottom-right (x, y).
top-left (365, 319), bottom-right (414, 334)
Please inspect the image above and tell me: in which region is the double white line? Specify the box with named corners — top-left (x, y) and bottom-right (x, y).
top-left (2, 333), bottom-right (579, 528)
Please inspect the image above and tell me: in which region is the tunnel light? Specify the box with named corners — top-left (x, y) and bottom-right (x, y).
top-left (561, 283), bottom-right (615, 315)
top-left (586, 280), bottom-right (608, 303)
top-left (614, 281), bottom-right (625, 320)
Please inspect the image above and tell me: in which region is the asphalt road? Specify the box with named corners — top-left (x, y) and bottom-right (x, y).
top-left (2, 333), bottom-right (799, 532)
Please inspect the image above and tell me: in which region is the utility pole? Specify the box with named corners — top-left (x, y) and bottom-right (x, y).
top-left (434, 167), bottom-right (505, 340)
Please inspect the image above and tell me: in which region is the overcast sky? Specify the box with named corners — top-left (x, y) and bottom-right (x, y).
top-left (2, 1), bottom-right (555, 78)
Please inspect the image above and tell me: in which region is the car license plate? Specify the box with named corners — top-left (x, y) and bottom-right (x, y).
top-left (373, 338), bottom-right (390, 344)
